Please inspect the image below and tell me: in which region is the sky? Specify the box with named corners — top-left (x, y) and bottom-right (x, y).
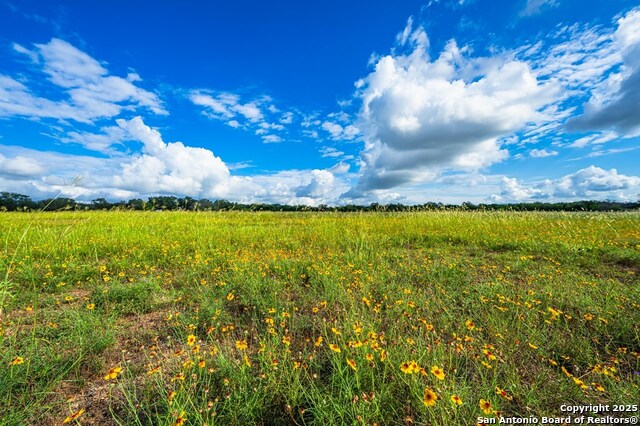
top-left (1, 0), bottom-right (639, 205)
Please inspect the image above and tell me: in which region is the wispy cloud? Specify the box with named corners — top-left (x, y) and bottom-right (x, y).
top-left (0, 39), bottom-right (166, 123)
top-left (519, 0), bottom-right (559, 17)
top-left (190, 90), bottom-right (292, 143)
top-left (566, 9), bottom-right (640, 137)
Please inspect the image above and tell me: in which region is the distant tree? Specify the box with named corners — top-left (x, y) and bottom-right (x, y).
top-left (126, 199), bottom-right (146, 210)
top-left (0, 191), bottom-right (639, 213)
top-left (38, 197), bottom-right (77, 211)
top-left (0, 192), bottom-right (36, 211)
top-left (91, 198), bottom-right (112, 210)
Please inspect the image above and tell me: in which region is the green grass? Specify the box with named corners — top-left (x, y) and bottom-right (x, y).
top-left (0, 211), bottom-right (638, 425)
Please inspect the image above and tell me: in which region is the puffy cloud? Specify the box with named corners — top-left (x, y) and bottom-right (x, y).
top-left (112, 117), bottom-right (230, 196)
top-left (279, 112), bottom-right (294, 124)
top-left (321, 121), bottom-right (359, 141)
top-left (566, 9), bottom-right (640, 137)
top-left (0, 154), bottom-right (45, 177)
top-left (549, 166), bottom-right (640, 197)
top-left (529, 148), bottom-right (558, 158)
top-left (261, 134), bottom-right (282, 143)
top-left (1, 39), bottom-right (166, 122)
top-left (295, 170), bottom-right (336, 199)
top-left (493, 177), bottom-right (545, 201)
top-left (0, 117), bottom-right (351, 205)
top-left (351, 21), bottom-right (556, 194)
top-left (328, 162), bottom-right (350, 175)
top-left (492, 166), bottom-right (640, 201)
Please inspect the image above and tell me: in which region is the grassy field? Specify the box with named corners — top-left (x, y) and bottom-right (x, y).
top-left (0, 211), bottom-right (638, 425)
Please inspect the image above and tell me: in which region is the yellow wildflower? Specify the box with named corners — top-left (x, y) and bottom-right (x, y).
top-left (9, 357), bottom-right (24, 366)
top-left (423, 388), bottom-right (438, 407)
top-left (63, 408), bottom-right (85, 424)
top-left (104, 366), bottom-right (122, 380)
top-left (479, 399), bottom-right (492, 414)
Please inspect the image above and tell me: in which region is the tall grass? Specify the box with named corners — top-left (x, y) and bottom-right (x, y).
top-left (0, 211), bottom-right (638, 425)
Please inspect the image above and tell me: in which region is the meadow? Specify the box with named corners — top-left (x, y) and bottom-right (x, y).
top-left (0, 211), bottom-right (638, 425)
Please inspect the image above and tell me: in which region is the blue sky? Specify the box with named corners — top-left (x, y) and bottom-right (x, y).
top-left (1, 0), bottom-right (639, 205)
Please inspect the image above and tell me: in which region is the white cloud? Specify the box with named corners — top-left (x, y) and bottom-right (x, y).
top-left (510, 17), bottom-right (627, 146)
top-left (0, 118), bottom-right (352, 205)
top-left (0, 154), bottom-right (45, 177)
top-left (566, 8), bottom-right (640, 137)
top-left (234, 102), bottom-right (263, 122)
top-left (529, 148), bottom-right (558, 158)
top-left (319, 146), bottom-right (355, 162)
top-left (493, 166), bottom-right (640, 201)
top-left (494, 177), bottom-right (545, 201)
top-left (569, 131), bottom-right (619, 148)
top-left (295, 170), bottom-right (336, 199)
top-left (261, 134), bottom-right (282, 143)
top-left (319, 147), bottom-right (344, 158)
top-left (520, 0), bottom-right (559, 17)
top-left (321, 121), bottom-right (360, 141)
top-left (190, 90), bottom-right (297, 142)
top-left (111, 117), bottom-right (230, 196)
top-left (190, 92), bottom-right (234, 118)
top-left (397, 17), bottom-right (414, 46)
top-left (190, 92), bottom-right (264, 123)
top-left (279, 112), bottom-right (294, 124)
top-left (321, 122), bottom-right (344, 139)
top-left (586, 146), bottom-right (639, 158)
top-left (0, 75), bottom-right (83, 121)
top-left (60, 126), bottom-right (127, 153)
top-left (328, 162), bottom-right (350, 175)
top-left (351, 24), bottom-right (557, 194)
top-left (550, 166), bottom-right (640, 197)
top-left (0, 39), bottom-right (166, 123)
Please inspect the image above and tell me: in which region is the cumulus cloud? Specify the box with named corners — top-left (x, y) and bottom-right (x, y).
top-left (0, 39), bottom-right (166, 122)
top-left (566, 9), bottom-right (640, 137)
top-left (493, 177), bottom-right (545, 201)
top-left (492, 166), bottom-right (640, 201)
top-left (0, 117), bottom-right (351, 205)
top-left (351, 20), bottom-right (557, 195)
top-left (549, 166), bottom-right (640, 197)
top-left (111, 117), bottom-right (230, 196)
top-left (0, 154), bottom-right (45, 177)
top-left (295, 170), bottom-right (336, 199)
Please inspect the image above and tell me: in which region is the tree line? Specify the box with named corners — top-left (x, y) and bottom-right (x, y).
top-left (0, 192), bottom-right (638, 212)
